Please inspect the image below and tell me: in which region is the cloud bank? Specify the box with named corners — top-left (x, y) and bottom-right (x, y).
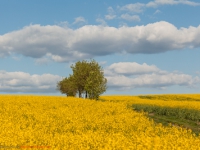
top-left (0, 21), bottom-right (200, 62)
top-left (0, 62), bottom-right (199, 93)
top-left (0, 71), bottom-right (61, 93)
top-left (105, 62), bottom-right (200, 90)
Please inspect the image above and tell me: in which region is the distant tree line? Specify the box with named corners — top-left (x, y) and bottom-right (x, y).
top-left (57, 59), bottom-right (107, 100)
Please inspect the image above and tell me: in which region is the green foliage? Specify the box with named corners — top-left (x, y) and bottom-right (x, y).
top-left (57, 59), bottom-right (107, 99)
top-left (71, 60), bottom-right (91, 98)
top-left (84, 60), bottom-right (107, 100)
top-left (57, 75), bottom-right (77, 96)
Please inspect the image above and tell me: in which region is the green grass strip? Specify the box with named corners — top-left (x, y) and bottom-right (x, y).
top-left (148, 114), bottom-right (200, 135)
top-left (132, 104), bottom-right (200, 135)
top-left (132, 104), bottom-right (200, 122)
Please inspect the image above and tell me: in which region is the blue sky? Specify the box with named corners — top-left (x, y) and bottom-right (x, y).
top-left (0, 0), bottom-right (200, 95)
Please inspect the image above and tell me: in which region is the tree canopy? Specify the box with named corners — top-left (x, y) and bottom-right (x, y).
top-left (57, 59), bottom-right (107, 100)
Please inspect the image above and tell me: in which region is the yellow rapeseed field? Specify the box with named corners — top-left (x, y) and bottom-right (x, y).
top-left (0, 95), bottom-right (200, 149)
top-left (101, 94), bottom-right (200, 110)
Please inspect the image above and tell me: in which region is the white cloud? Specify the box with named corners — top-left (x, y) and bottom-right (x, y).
top-left (105, 7), bottom-right (116, 20)
top-left (147, 0), bottom-right (200, 7)
top-left (0, 71), bottom-right (62, 93)
top-left (120, 14), bottom-right (141, 22)
top-left (96, 18), bottom-right (107, 26)
top-left (114, 0), bottom-right (200, 24)
top-left (120, 3), bottom-right (145, 13)
top-left (106, 73), bottom-right (200, 89)
top-left (120, 0), bottom-right (200, 12)
top-left (105, 62), bottom-right (200, 90)
top-left (118, 0), bottom-right (200, 15)
top-left (105, 62), bottom-right (160, 76)
top-left (107, 6), bottom-right (115, 14)
top-left (105, 15), bottom-right (116, 20)
top-left (73, 17), bottom-right (87, 25)
top-left (57, 21), bottom-right (70, 28)
top-left (0, 62), bottom-right (199, 93)
top-left (0, 21), bottom-right (200, 62)
top-left (154, 9), bottom-right (161, 14)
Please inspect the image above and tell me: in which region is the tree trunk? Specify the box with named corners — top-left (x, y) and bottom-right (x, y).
top-left (85, 91), bottom-right (88, 99)
top-left (78, 90), bottom-right (82, 98)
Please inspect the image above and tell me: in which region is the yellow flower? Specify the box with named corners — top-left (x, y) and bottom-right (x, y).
top-left (0, 94), bottom-right (200, 149)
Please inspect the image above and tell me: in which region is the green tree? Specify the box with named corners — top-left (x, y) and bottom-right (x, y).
top-left (57, 59), bottom-right (107, 99)
top-left (85, 60), bottom-right (107, 100)
top-left (57, 75), bottom-right (77, 96)
top-left (70, 60), bottom-right (90, 98)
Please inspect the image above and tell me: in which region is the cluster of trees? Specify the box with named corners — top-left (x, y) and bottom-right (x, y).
top-left (57, 59), bottom-right (107, 100)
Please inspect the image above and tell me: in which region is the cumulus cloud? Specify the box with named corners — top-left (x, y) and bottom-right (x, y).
top-left (120, 14), bottom-right (141, 22)
top-left (0, 21), bottom-right (200, 62)
top-left (105, 62), bottom-right (160, 76)
top-left (106, 73), bottom-right (200, 90)
top-left (0, 71), bottom-right (62, 93)
top-left (105, 62), bottom-right (200, 90)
